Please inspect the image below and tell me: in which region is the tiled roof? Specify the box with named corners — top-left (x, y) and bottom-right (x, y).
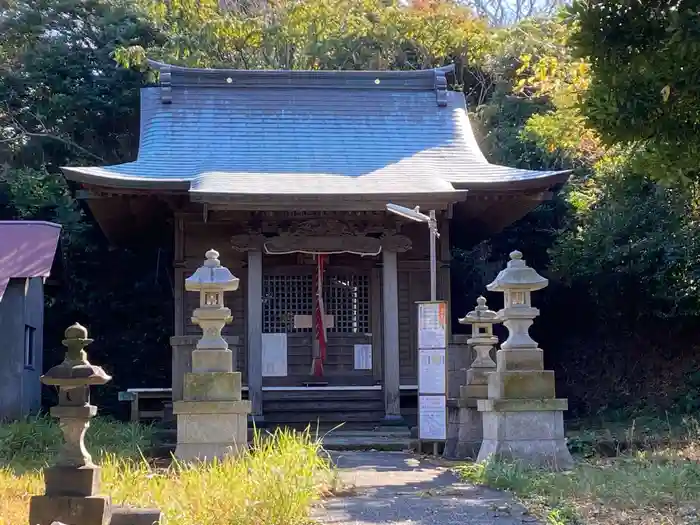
top-left (62, 62), bottom-right (569, 198)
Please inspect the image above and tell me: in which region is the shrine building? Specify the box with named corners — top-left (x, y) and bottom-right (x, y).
top-left (61, 61), bottom-right (569, 429)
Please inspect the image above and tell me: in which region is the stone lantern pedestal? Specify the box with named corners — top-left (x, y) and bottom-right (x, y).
top-left (455, 297), bottom-right (498, 458)
top-left (476, 251), bottom-right (573, 470)
top-left (173, 249), bottom-right (251, 462)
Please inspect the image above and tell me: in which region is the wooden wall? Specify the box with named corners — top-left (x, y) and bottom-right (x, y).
top-left (174, 211), bottom-right (452, 388)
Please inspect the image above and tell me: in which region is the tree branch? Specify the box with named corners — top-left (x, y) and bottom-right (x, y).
top-left (3, 104), bottom-right (105, 163)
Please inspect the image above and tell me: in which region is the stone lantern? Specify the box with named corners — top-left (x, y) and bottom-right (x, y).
top-left (173, 249), bottom-right (251, 462)
top-left (40, 323), bottom-right (111, 469)
top-left (29, 324), bottom-right (112, 525)
top-left (29, 323), bottom-right (112, 525)
top-left (476, 251), bottom-right (573, 470)
top-left (453, 297), bottom-right (499, 458)
top-left (29, 324), bottom-right (163, 525)
top-left (186, 248), bottom-right (240, 370)
top-left (459, 296), bottom-right (498, 399)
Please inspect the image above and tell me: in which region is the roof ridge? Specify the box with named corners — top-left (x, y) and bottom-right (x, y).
top-left (146, 59), bottom-right (452, 106)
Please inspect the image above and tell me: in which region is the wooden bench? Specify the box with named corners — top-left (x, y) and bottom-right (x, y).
top-left (118, 388), bottom-right (172, 423)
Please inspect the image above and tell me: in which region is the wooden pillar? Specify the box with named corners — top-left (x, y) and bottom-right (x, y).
top-left (370, 268), bottom-right (383, 382)
top-left (247, 250), bottom-right (264, 423)
top-left (173, 216), bottom-right (185, 336)
top-left (382, 250), bottom-right (403, 423)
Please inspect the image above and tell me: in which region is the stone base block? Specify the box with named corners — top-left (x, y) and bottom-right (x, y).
top-left (111, 506), bottom-right (163, 525)
top-left (487, 370), bottom-right (556, 399)
top-left (191, 349), bottom-right (233, 373)
top-left (461, 383), bottom-right (488, 399)
top-left (29, 495), bottom-right (111, 525)
top-left (496, 348), bottom-right (544, 371)
top-left (175, 442), bottom-right (247, 461)
top-left (466, 367), bottom-right (492, 385)
top-left (173, 400), bottom-right (251, 415)
top-left (177, 412), bottom-right (248, 444)
top-left (183, 372), bottom-right (242, 401)
top-left (453, 406), bottom-right (484, 459)
top-left (476, 405), bottom-right (573, 470)
top-left (442, 406), bottom-right (460, 458)
top-left (175, 403), bottom-right (250, 462)
top-left (44, 465), bottom-right (100, 497)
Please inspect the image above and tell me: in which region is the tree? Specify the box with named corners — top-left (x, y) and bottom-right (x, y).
top-left (570, 0), bottom-right (700, 184)
top-left (0, 0), bottom-right (174, 410)
top-left (464, 0), bottom-right (569, 26)
top-left (117, 0), bottom-right (490, 74)
top-left (0, 0), bottom-right (165, 170)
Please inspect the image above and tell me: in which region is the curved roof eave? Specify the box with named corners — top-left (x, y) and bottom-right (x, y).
top-left (61, 165), bottom-right (571, 196)
top-left (450, 169), bottom-right (572, 193)
top-left (61, 166), bottom-right (191, 191)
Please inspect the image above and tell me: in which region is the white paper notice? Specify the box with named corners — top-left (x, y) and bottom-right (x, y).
top-left (417, 302), bottom-right (447, 350)
top-left (418, 348), bottom-right (446, 394)
top-left (419, 395), bottom-right (447, 440)
top-left (353, 344), bottom-right (372, 370)
top-left (262, 333), bottom-right (288, 377)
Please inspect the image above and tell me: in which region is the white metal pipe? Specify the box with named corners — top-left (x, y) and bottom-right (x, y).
top-left (429, 209), bottom-right (437, 302)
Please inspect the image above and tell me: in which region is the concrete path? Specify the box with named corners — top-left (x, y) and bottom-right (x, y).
top-left (313, 451), bottom-right (538, 525)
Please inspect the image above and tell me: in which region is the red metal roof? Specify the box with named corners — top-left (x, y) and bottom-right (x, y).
top-left (0, 221), bottom-right (61, 300)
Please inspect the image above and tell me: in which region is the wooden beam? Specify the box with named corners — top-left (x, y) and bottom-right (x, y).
top-left (75, 190), bottom-right (109, 200)
top-left (247, 250), bottom-right (264, 421)
top-left (382, 250), bottom-right (403, 422)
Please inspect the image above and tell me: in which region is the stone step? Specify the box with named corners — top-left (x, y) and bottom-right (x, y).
top-left (262, 390), bottom-right (383, 401)
top-left (263, 400), bottom-right (385, 412)
top-left (148, 429), bottom-right (412, 457)
top-left (263, 410), bottom-right (387, 425)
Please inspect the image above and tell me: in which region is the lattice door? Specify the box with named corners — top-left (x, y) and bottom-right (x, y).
top-left (262, 274), bottom-right (313, 334)
top-left (324, 274), bottom-right (370, 334)
top-left (262, 273), bottom-right (370, 334)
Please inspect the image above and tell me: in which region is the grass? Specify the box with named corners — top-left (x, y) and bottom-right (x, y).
top-left (0, 415), bottom-right (155, 472)
top-left (456, 417), bottom-right (700, 525)
top-left (0, 416), bottom-right (332, 525)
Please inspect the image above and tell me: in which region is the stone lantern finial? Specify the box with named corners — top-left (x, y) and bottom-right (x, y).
top-left (43, 322), bottom-right (111, 390)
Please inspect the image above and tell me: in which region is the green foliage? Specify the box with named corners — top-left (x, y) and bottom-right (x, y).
top-left (1, 0), bottom-right (699, 422)
top-left (0, 0), bottom-right (161, 168)
top-left (570, 0), bottom-right (700, 184)
top-left (0, 0), bottom-right (174, 410)
top-left (117, 0), bottom-right (489, 73)
top-left (550, 165), bottom-right (700, 320)
top-left (0, 416), bottom-right (155, 471)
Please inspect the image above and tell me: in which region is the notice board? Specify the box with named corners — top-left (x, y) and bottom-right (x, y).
top-left (416, 301), bottom-right (448, 441)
